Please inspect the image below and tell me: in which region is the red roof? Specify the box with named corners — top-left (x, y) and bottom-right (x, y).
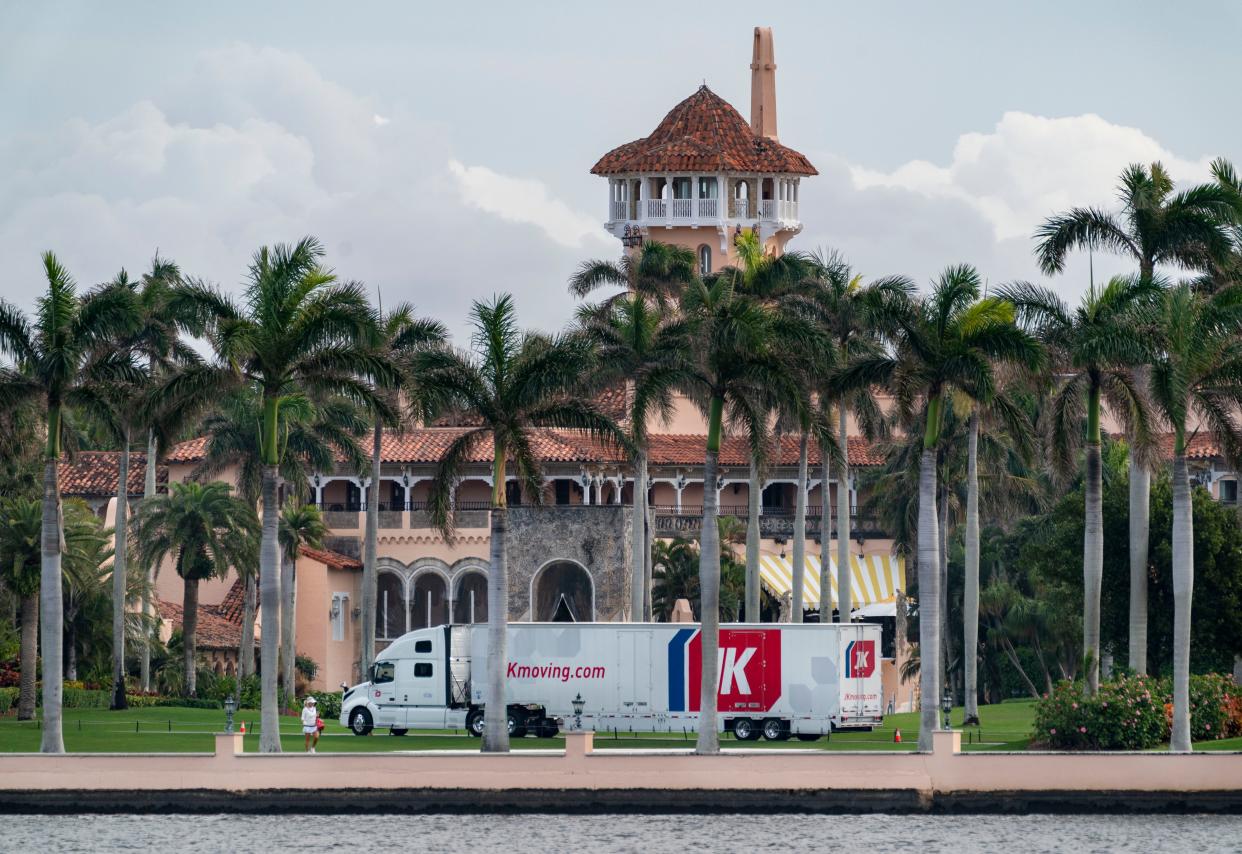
top-left (1111, 431), bottom-right (1224, 461)
top-left (60, 451), bottom-right (166, 497)
top-left (299, 545), bottom-right (362, 570)
top-left (158, 597), bottom-right (256, 650)
top-left (216, 578), bottom-right (246, 623)
top-left (591, 86), bottom-right (816, 177)
top-left (168, 429), bottom-right (879, 468)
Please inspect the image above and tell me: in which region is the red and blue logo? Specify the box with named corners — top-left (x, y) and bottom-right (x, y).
top-left (845, 639), bottom-right (876, 678)
top-left (667, 628), bottom-right (781, 713)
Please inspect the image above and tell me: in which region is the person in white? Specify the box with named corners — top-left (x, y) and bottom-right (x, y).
top-left (302, 696), bottom-right (320, 753)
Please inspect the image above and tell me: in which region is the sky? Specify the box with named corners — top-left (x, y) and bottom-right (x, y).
top-left (2, 0), bottom-right (1240, 343)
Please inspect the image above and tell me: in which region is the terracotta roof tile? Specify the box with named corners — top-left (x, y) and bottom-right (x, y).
top-left (645, 434), bottom-right (881, 468)
top-left (592, 86), bottom-right (816, 177)
top-left (1111, 431), bottom-right (1222, 461)
top-left (158, 598), bottom-right (256, 650)
top-left (60, 451), bottom-right (166, 497)
top-left (216, 578), bottom-right (246, 623)
top-left (299, 545), bottom-right (362, 570)
top-left (165, 436), bottom-right (208, 463)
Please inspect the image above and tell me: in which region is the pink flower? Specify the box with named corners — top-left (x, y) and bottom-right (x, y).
top-left (1050, 728), bottom-right (1057, 735)
top-left (1079, 726), bottom-right (1087, 733)
top-left (1072, 702), bottom-right (1078, 710)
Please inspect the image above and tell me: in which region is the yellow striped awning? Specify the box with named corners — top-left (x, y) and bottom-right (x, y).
top-left (758, 553), bottom-right (905, 610)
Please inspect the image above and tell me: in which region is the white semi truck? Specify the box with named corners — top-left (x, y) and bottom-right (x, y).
top-left (340, 621), bottom-right (884, 741)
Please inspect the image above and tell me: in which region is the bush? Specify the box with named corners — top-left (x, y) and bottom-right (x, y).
top-left (62, 688), bottom-right (111, 709)
top-left (295, 655), bottom-right (319, 682)
top-left (308, 690), bottom-right (341, 720)
top-left (1161, 673), bottom-right (1235, 742)
top-left (0, 686), bottom-right (17, 713)
top-left (0, 658), bottom-right (20, 688)
top-left (1033, 674), bottom-right (1166, 750)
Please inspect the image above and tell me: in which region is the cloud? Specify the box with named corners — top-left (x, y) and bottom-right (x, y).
top-left (447, 159), bottom-right (610, 249)
top-left (849, 112), bottom-right (1216, 241)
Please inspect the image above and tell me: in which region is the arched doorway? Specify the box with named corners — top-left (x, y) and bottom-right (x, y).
top-left (410, 572), bottom-right (449, 629)
top-left (453, 571), bottom-right (488, 624)
top-left (377, 571), bottom-right (406, 640)
top-left (531, 560), bottom-right (594, 622)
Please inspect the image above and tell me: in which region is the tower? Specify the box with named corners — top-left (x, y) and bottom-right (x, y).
top-left (591, 27), bottom-right (816, 273)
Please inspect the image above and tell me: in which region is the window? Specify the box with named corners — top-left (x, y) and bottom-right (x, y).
top-left (671, 177), bottom-right (692, 199)
top-left (331, 592), bottom-right (349, 641)
top-left (1222, 480), bottom-right (1238, 504)
top-left (415, 640), bottom-right (432, 654)
top-left (554, 479), bottom-right (572, 505)
top-left (414, 662), bottom-right (433, 678)
top-left (762, 483), bottom-right (786, 509)
top-left (697, 177), bottom-right (718, 199)
top-left (698, 244), bottom-right (712, 276)
top-left (372, 661), bottom-right (395, 684)
top-left (506, 480), bottom-right (523, 506)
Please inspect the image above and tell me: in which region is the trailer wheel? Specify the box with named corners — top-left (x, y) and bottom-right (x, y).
top-left (535, 719), bottom-right (560, 739)
top-left (348, 707), bottom-right (373, 736)
top-left (507, 711), bottom-right (528, 739)
top-left (795, 733), bottom-right (822, 742)
top-left (389, 728), bottom-right (408, 736)
top-left (466, 709), bottom-right (485, 737)
top-left (731, 718), bottom-right (760, 741)
top-left (761, 718), bottom-right (789, 741)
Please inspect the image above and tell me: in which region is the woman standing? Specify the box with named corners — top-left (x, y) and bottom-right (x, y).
top-left (302, 697), bottom-right (321, 753)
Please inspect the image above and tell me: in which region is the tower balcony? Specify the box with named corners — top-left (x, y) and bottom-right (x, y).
top-left (609, 196), bottom-right (799, 230)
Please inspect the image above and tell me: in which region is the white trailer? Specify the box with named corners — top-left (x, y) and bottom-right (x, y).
top-left (340, 622), bottom-right (883, 741)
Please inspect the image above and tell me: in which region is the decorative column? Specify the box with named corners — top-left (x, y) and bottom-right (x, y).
top-left (674, 474), bottom-right (686, 513)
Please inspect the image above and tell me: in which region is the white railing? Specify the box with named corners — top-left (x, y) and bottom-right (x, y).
top-left (620, 194), bottom-right (795, 224)
top-left (610, 200), bottom-right (628, 221)
top-left (730, 198), bottom-right (752, 218)
top-left (671, 198), bottom-right (693, 219)
top-left (645, 198), bottom-right (667, 219)
top-left (697, 198), bottom-right (719, 218)
top-left (761, 199), bottom-right (777, 220)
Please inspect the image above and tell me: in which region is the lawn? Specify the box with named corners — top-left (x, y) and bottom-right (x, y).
top-left (0, 701), bottom-right (1235, 753)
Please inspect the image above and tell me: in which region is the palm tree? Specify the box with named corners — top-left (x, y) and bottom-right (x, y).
top-left (160, 236), bottom-right (388, 751)
top-left (810, 253), bottom-right (910, 623)
top-left (134, 481), bottom-right (258, 697)
top-left (0, 252), bottom-right (137, 753)
top-left (999, 275), bottom-right (1158, 694)
top-left (360, 306), bottom-right (446, 680)
top-left (574, 294), bottom-right (688, 620)
top-left (1147, 283), bottom-right (1242, 750)
top-left (279, 500), bottom-right (328, 699)
top-left (678, 269), bottom-right (822, 753)
top-left (652, 537), bottom-right (700, 620)
top-left (569, 240), bottom-right (698, 308)
top-left (837, 265), bottom-right (1040, 750)
top-left (192, 386), bottom-right (368, 683)
top-left (416, 294), bottom-right (628, 753)
top-left (1035, 162), bottom-right (1235, 675)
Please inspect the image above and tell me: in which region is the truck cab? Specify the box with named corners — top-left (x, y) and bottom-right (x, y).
top-left (340, 626), bottom-right (458, 735)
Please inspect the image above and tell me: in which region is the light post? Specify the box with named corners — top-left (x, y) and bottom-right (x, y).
top-left (942, 692), bottom-right (952, 731)
top-left (224, 695), bottom-right (237, 734)
top-left (571, 693), bottom-right (585, 731)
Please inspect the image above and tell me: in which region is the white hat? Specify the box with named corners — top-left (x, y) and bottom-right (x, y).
top-left (305, 696), bottom-right (316, 705)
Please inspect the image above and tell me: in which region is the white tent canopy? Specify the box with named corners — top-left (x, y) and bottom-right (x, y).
top-left (758, 553), bottom-right (905, 611)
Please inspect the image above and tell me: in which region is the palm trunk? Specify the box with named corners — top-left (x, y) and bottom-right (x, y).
top-left (1128, 460), bottom-right (1150, 675)
top-left (1170, 449), bottom-right (1193, 752)
top-left (791, 432), bottom-right (808, 623)
top-left (744, 456), bottom-right (761, 622)
top-left (259, 464), bottom-right (282, 752)
top-left (18, 590), bottom-right (37, 720)
top-left (361, 422), bottom-right (380, 680)
top-left (939, 484), bottom-right (950, 704)
top-left (280, 551), bottom-right (296, 704)
top-left (837, 405), bottom-right (851, 623)
top-left (644, 507), bottom-right (654, 621)
top-left (111, 429), bottom-right (130, 710)
top-left (917, 446), bottom-right (941, 752)
top-left (40, 454), bottom-right (65, 753)
top-left (183, 576), bottom-right (199, 697)
top-left (484, 440), bottom-right (510, 753)
top-left (239, 575), bottom-right (256, 680)
top-left (819, 440), bottom-right (832, 623)
top-left (65, 618), bottom-right (77, 681)
top-left (696, 396), bottom-right (724, 755)
top-left (963, 412), bottom-right (981, 724)
top-left (140, 430), bottom-right (156, 692)
top-left (630, 447), bottom-right (647, 621)
top-left (1083, 442), bottom-right (1103, 696)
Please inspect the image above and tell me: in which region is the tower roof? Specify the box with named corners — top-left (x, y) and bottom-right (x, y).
top-left (591, 85), bottom-right (816, 177)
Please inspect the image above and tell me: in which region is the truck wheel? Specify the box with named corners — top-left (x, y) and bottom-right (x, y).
top-left (795, 733), bottom-right (822, 742)
top-left (507, 711), bottom-right (528, 739)
top-left (466, 710), bottom-right (485, 737)
top-left (731, 718), bottom-right (759, 741)
top-left (389, 728), bottom-right (408, 736)
top-left (348, 708), bottom-right (373, 736)
top-left (761, 718), bottom-right (788, 741)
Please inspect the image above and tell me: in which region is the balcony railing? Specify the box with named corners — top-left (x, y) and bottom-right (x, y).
top-left (615, 196), bottom-right (797, 226)
top-left (650, 505), bottom-right (885, 540)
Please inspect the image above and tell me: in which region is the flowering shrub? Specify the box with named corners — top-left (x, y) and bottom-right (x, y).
top-left (0, 658), bottom-right (19, 688)
top-left (1033, 675), bottom-right (1166, 750)
top-left (1160, 673), bottom-right (1234, 742)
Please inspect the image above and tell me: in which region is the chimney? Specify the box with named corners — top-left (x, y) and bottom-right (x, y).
top-left (750, 27), bottom-right (778, 141)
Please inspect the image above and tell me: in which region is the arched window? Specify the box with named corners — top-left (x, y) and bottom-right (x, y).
top-left (410, 572), bottom-right (449, 629)
top-left (532, 560), bottom-right (594, 622)
top-left (453, 571), bottom-right (488, 624)
top-left (698, 244), bottom-right (712, 276)
top-left (376, 572), bottom-right (406, 639)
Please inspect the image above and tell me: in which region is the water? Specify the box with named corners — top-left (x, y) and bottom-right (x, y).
top-left (4, 813), bottom-right (1240, 854)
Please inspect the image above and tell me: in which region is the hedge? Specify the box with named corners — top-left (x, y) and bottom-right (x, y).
top-left (0, 687), bottom-right (17, 714)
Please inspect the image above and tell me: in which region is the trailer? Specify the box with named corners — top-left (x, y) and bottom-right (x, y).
top-left (340, 622), bottom-right (883, 741)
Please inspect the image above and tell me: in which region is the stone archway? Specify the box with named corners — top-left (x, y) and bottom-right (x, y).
top-left (531, 560), bottom-right (594, 622)
top-left (376, 570), bottom-right (406, 640)
top-left (453, 570), bottom-right (488, 624)
top-left (410, 570), bottom-right (449, 629)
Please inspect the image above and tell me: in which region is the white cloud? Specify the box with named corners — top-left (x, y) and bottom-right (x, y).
top-left (373, 114), bottom-right (390, 126)
top-left (447, 159), bottom-right (610, 249)
top-left (849, 112), bottom-right (1215, 241)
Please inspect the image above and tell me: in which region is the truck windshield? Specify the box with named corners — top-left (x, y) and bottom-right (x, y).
top-left (372, 662), bottom-right (395, 684)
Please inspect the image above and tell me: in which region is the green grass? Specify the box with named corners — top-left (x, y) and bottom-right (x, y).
top-left (0, 701), bottom-right (1235, 753)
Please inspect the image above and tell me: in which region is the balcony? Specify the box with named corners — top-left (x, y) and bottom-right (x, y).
top-left (608, 196), bottom-right (798, 229)
top-left (315, 501), bottom-right (494, 533)
top-left (651, 505), bottom-right (885, 541)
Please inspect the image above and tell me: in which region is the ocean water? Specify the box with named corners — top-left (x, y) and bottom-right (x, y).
top-left (4, 813), bottom-right (1240, 854)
